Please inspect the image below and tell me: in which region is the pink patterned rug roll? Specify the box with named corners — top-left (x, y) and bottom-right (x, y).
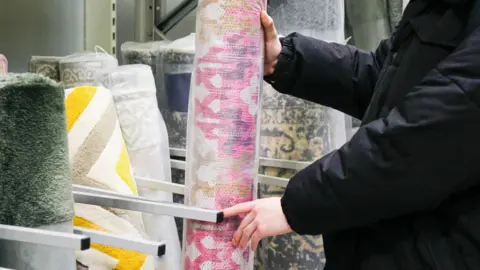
top-left (183, 0), bottom-right (265, 269)
top-left (0, 54), bottom-right (7, 74)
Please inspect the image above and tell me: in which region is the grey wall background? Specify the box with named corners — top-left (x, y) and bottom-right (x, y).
top-left (0, 0), bottom-right (85, 72)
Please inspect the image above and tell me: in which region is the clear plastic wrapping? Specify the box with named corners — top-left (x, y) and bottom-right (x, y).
top-left (120, 41), bottom-right (172, 112)
top-left (59, 51), bottom-right (118, 88)
top-left (269, 0), bottom-right (344, 42)
top-left (0, 54), bottom-right (7, 74)
top-left (28, 56), bottom-right (62, 81)
top-left (97, 64), bottom-right (181, 269)
top-left (160, 34), bottom-right (195, 149)
top-left (182, 0), bottom-right (265, 268)
top-left (255, 1), bottom-right (347, 269)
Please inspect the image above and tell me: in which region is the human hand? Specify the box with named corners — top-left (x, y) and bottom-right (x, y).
top-left (223, 197), bottom-right (293, 251)
top-left (260, 11), bottom-right (282, 76)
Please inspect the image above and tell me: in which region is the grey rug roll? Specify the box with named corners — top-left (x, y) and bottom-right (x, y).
top-left (28, 56), bottom-right (62, 82)
top-left (0, 73), bottom-right (75, 270)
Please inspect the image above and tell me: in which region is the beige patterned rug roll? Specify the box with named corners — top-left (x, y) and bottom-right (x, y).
top-left (28, 56), bottom-right (62, 81)
top-left (60, 52), bottom-right (118, 88)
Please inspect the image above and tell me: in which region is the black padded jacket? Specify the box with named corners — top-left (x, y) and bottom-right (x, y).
top-left (265, 0), bottom-right (480, 269)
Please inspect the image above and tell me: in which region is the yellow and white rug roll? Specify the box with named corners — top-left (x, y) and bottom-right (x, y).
top-left (65, 85), bottom-right (154, 270)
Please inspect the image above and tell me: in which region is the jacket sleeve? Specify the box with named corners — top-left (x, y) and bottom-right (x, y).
top-left (280, 30), bottom-right (480, 235)
top-left (265, 32), bottom-right (391, 119)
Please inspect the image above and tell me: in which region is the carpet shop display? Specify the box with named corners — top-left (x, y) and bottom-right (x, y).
top-left (28, 56), bottom-right (62, 81)
top-left (59, 51), bottom-right (118, 88)
top-left (65, 85), bottom-right (155, 270)
top-left (0, 54), bottom-right (7, 74)
top-left (254, 1), bottom-right (348, 269)
top-left (98, 64), bottom-right (181, 269)
top-left (182, 0), bottom-right (265, 268)
top-left (160, 34), bottom-right (195, 149)
top-left (0, 73), bottom-right (75, 269)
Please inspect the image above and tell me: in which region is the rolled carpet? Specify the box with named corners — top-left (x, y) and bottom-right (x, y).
top-left (120, 41), bottom-right (172, 112)
top-left (65, 85), bottom-right (154, 270)
top-left (161, 34), bottom-right (195, 149)
top-left (59, 52), bottom-right (118, 89)
top-left (161, 35), bottom-right (195, 246)
top-left (98, 64), bottom-right (181, 269)
top-left (28, 56), bottom-right (62, 82)
top-left (171, 167), bottom-right (185, 244)
top-left (0, 73), bottom-right (75, 269)
top-left (256, 83), bottom-right (337, 270)
top-left (255, 1), bottom-right (348, 269)
top-left (0, 54), bottom-right (7, 74)
top-left (183, 0), bottom-right (264, 268)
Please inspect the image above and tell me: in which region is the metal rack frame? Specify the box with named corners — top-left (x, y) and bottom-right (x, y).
top-left (155, 0), bottom-right (197, 34)
top-left (74, 227), bottom-right (166, 256)
top-left (72, 186), bottom-right (223, 223)
top-left (0, 224), bottom-right (90, 251)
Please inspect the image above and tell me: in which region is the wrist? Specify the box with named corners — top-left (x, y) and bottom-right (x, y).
top-left (265, 59), bottom-right (278, 76)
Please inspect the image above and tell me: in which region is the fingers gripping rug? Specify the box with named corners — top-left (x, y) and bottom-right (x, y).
top-left (65, 86), bottom-right (155, 270)
top-left (182, 0), bottom-right (265, 269)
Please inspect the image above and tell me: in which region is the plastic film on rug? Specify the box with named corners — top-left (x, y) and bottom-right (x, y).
top-left (120, 41), bottom-right (172, 115)
top-left (97, 64), bottom-right (181, 269)
top-left (182, 0), bottom-right (265, 268)
top-left (160, 34), bottom-right (195, 150)
top-left (59, 51), bottom-right (118, 88)
top-left (255, 1), bottom-right (347, 269)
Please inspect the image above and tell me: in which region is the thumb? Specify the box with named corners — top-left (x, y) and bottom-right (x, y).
top-left (222, 201), bottom-right (255, 218)
top-left (261, 11), bottom-right (278, 42)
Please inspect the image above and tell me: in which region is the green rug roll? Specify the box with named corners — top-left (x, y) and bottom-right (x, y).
top-left (0, 73), bottom-right (75, 269)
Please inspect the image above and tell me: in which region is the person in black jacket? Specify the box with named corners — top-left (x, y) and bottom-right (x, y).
top-left (223, 0), bottom-right (480, 269)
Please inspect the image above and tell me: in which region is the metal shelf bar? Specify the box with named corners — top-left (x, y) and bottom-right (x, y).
top-left (73, 190), bottom-right (222, 223)
top-left (0, 224), bottom-right (90, 251)
top-left (73, 227), bottom-right (166, 256)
